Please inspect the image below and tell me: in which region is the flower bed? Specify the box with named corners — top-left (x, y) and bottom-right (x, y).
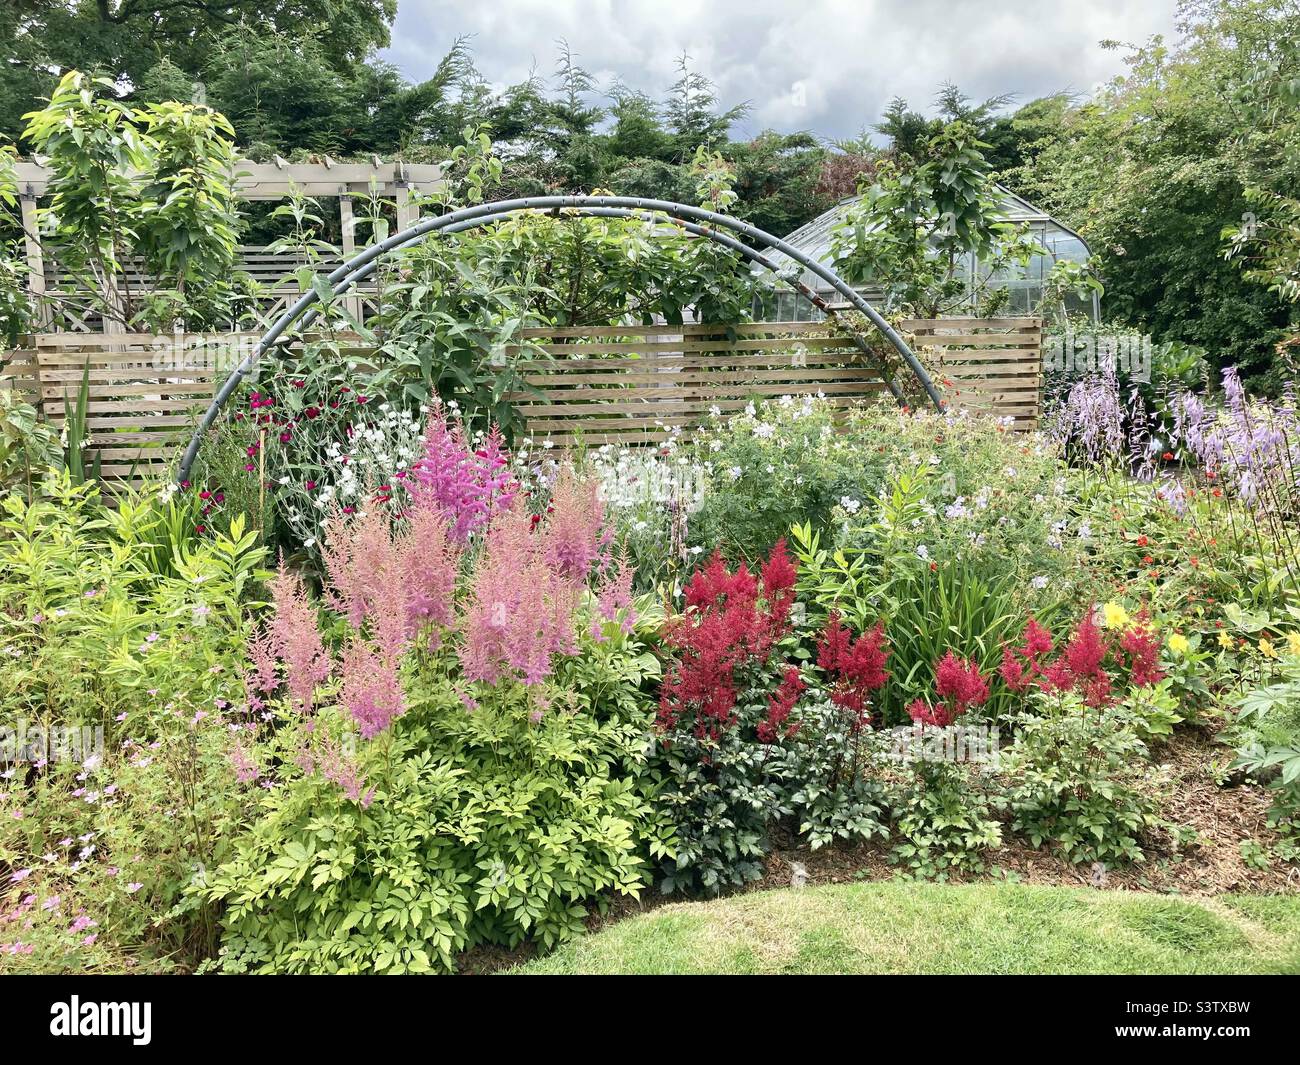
top-left (4, 372), bottom-right (1300, 973)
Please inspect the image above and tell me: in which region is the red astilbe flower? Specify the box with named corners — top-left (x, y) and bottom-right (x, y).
top-left (1119, 610), bottom-right (1165, 688)
top-left (760, 537), bottom-right (798, 636)
top-left (998, 615), bottom-right (1054, 692)
top-left (658, 545), bottom-right (797, 739)
top-left (908, 651), bottom-right (989, 728)
top-left (758, 665), bottom-right (805, 743)
top-left (816, 613), bottom-right (890, 728)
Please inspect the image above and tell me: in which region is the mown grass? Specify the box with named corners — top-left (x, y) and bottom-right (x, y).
top-left (511, 883), bottom-right (1300, 975)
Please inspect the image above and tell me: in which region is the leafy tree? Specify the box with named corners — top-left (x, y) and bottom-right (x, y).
top-left (830, 120), bottom-right (1040, 318)
top-left (22, 71), bottom-right (242, 329)
top-left (1015, 0), bottom-right (1300, 384)
top-left (664, 52), bottom-right (750, 160)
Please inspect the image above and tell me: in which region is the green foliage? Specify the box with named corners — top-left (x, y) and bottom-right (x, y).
top-left (0, 476), bottom-right (269, 969)
top-left (653, 683), bottom-right (888, 896)
top-left (1228, 652), bottom-right (1300, 843)
top-left (0, 389), bottom-right (60, 495)
top-left (830, 119), bottom-right (1041, 318)
top-left (1003, 693), bottom-right (1166, 864)
top-left (889, 758), bottom-right (1003, 878)
top-left (1015, 0), bottom-right (1300, 384)
top-left (202, 632), bottom-right (671, 973)
top-left (21, 71), bottom-right (244, 330)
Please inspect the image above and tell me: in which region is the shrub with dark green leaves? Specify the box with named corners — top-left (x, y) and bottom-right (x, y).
top-left (1002, 692), bottom-right (1166, 864)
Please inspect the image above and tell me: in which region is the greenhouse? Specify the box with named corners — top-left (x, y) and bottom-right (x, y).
top-left (761, 185), bottom-right (1099, 321)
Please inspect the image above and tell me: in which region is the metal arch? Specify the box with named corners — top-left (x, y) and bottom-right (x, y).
top-left (285, 206), bottom-right (908, 402)
top-left (177, 195), bottom-right (942, 481)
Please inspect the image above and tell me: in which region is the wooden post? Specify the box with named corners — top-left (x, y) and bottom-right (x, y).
top-left (339, 194), bottom-right (362, 321)
top-left (19, 194), bottom-right (47, 328)
top-left (394, 185), bottom-right (415, 232)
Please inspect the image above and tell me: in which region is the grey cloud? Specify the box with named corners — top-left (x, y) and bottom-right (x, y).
top-left (381, 0), bottom-right (1178, 140)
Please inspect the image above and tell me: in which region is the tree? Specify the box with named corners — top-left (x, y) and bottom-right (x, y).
top-left (1016, 0), bottom-right (1300, 384)
top-left (830, 120), bottom-right (1040, 318)
top-left (1, 1), bottom-right (399, 144)
top-left (664, 52), bottom-right (750, 160)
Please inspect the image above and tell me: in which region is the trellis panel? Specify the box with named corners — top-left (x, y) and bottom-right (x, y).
top-left (8, 316), bottom-right (1042, 487)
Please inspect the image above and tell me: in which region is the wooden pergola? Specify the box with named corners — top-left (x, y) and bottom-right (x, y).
top-left (13, 158), bottom-right (445, 327)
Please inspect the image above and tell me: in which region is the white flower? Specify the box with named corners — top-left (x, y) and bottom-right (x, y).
top-left (916, 545), bottom-right (930, 561)
top-left (1031, 576), bottom-right (1049, 590)
top-left (728, 466), bottom-right (743, 481)
top-left (839, 496), bottom-right (861, 515)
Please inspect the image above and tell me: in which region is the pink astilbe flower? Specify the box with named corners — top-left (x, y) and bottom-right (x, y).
top-left (229, 737), bottom-right (260, 785)
top-left (592, 550), bottom-right (636, 638)
top-left (403, 505), bottom-right (460, 648)
top-left (409, 403), bottom-right (516, 541)
top-left (243, 627), bottom-right (279, 711)
top-left (297, 735), bottom-right (375, 807)
top-left (321, 506), bottom-right (415, 661)
top-left (459, 507), bottom-right (579, 685)
top-left (267, 563), bottom-right (331, 714)
top-left (340, 638), bottom-right (407, 739)
top-left (541, 467), bottom-right (611, 581)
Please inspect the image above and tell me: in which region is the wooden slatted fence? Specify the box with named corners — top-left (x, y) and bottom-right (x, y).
top-left (3, 317), bottom-right (1042, 488)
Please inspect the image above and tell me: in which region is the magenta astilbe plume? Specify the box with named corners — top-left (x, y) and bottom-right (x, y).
top-left (542, 467), bottom-right (612, 581)
top-left (409, 403), bottom-right (517, 541)
top-left (459, 507), bottom-right (579, 685)
top-left (341, 638), bottom-right (407, 740)
top-left (267, 563), bottom-right (331, 714)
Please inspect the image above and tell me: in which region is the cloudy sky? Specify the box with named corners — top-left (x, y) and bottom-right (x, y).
top-left (381, 0), bottom-right (1179, 141)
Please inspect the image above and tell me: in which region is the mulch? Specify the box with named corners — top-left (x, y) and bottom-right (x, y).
top-left (457, 728), bottom-right (1299, 972)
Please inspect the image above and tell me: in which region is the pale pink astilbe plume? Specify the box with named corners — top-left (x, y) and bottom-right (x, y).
top-left (321, 506), bottom-right (411, 662)
top-left (459, 507), bottom-right (579, 686)
top-left (340, 638), bottom-right (407, 739)
top-left (243, 627), bottom-right (279, 712)
top-left (401, 506), bottom-right (460, 649)
top-left (267, 563), bottom-right (331, 715)
top-left (409, 402), bottom-right (517, 542)
top-left (296, 735), bottom-right (375, 807)
top-left (592, 550), bottom-right (637, 638)
top-left (229, 736), bottom-right (260, 785)
top-left (541, 467), bottom-right (611, 581)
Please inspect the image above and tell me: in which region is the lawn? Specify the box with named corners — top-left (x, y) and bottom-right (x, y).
top-left (512, 883), bottom-right (1300, 975)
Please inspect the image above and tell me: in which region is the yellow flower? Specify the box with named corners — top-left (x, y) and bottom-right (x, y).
top-left (1102, 602), bottom-right (1131, 630)
top-left (1217, 631), bottom-right (1235, 650)
top-left (1288, 632), bottom-right (1300, 657)
top-left (1168, 633), bottom-right (1190, 656)
top-left (1259, 637), bottom-right (1279, 659)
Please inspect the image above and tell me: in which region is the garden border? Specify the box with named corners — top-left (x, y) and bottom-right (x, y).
top-left (174, 195), bottom-right (945, 482)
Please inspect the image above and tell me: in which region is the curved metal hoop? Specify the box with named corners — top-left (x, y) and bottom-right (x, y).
top-left (176, 195), bottom-right (942, 481)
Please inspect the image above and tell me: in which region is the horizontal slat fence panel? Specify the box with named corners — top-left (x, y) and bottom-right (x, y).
top-left (5, 317), bottom-right (1042, 487)
top-left (901, 317), bottom-right (1043, 429)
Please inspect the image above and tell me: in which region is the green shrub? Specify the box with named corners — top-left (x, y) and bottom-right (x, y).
top-left (889, 757), bottom-right (1003, 878)
top-left (201, 631), bottom-right (672, 973)
top-left (0, 475), bottom-right (268, 970)
top-left (1002, 692), bottom-right (1166, 864)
